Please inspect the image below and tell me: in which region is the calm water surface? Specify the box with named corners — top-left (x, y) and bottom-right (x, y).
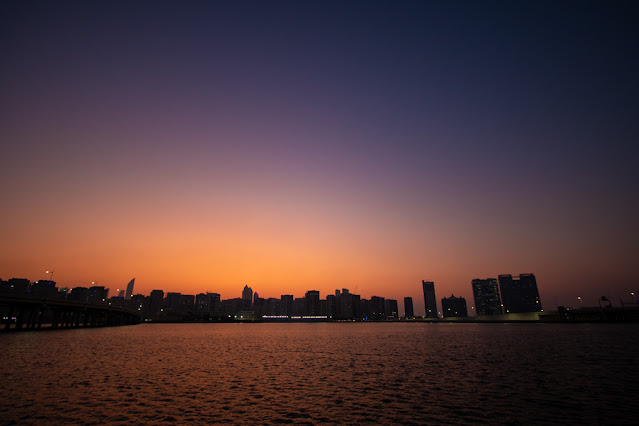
top-left (1, 323), bottom-right (637, 424)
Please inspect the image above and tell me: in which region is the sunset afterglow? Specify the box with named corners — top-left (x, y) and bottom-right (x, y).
top-left (1, 1), bottom-right (637, 313)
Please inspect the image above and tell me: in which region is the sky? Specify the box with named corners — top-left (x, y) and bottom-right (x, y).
top-left (1, 0), bottom-right (638, 314)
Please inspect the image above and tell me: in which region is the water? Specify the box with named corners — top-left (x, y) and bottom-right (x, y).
top-left (1, 323), bottom-right (637, 424)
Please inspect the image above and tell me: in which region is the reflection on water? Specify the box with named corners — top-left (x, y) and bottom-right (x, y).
top-left (1, 323), bottom-right (637, 424)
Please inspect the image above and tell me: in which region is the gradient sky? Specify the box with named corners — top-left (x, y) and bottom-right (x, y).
top-left (1, 0), bottom-right (638, 314)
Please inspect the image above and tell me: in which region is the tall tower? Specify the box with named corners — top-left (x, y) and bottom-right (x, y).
top-left (472, 278), bottom-right (503, 316)
top-left (499, 273), bottom-right (542, 313)
top-left (404, 297), bottom-right (414, 318)
top-left (422, 281), bottom-right (438, 318)
top-left (242, 285), bottom-right (253, 310)
top-left (125, 278), bottom-right (135, 300)
top-left (305, 290), bottom-right (320, 316)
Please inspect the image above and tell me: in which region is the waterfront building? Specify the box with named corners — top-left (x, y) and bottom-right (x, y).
top-left (0, 278), bottom-right (30, 295)
top-left (253, 292), bottom-right (265, 315)
top-left (88, 286), bottom-right (109, 304)
top-left (180, 294), bottom-right (195, 312)
top-left (242, 285), bottom-right (253, 310)
top-left (441, 294), bottom-right (468, 318)
top-left (351, 294), bottom-right (361, 319)
top-left (195, 293), bottom-right (209, 312)
top-left (30, 280), bottom-right (58, 298)
top-left (326, 294), bottom-right (336, 318)
top-left (265, 298), bottom-right (280, 315)
top-left (280, 295), bottom-right (293, 317)
top-left (293, 297), bottom-right (305, 316)
top-left (360, 298), bottom-right (372, 320)
top-left (131, 294), bottom-right (147, 315)
top-left (305, 290), bottom-right (320, 316)
top-left (404, 297), bottom-right (414, 318)
top-left (207, 293), bottom-right (221, 313)
top-left (371, 296), bottom-right (385, 320)
top-left (149, 290), bottom-right (164, 317)
top-left (166, 292), bottom-right (182, 311)
top-left (472, 278), bottom-right (503, 315)
top-left (499, 273), bottom-right (541, 313)
top-left (69, 287), bottom-right (90, 302)
top-left (125, 278), bottom-right (135, 300)
top-left (221, 298), bottom-right (243, 316)
top-left (422, 281), bottom-right (438, 318)
top-left (385, 299), bottom-right (399, 318)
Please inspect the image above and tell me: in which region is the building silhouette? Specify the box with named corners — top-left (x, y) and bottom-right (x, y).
top-left (441, 294), bottom-right (468, 318)
top-left (69, 286), bottom-right (90, 302)
top-left (1, 278), bottom-right (30, 295)
top-left (305, 290), bottom-right (320, 316)
top-left (280, 295), bottom-right (293, 317)
top-left (30, 280), bottom-right (58, 298)
top-left (472, 278), bottom-right (502, 315)
top-left (125, 278), bottom-right (135, 300)
top-left (404, 297), bottom-right (414, 318)
top-left (499, 273), bottom-right (542, 313)
top-left (88, 286), bottom-right (109, 304)
top-left (166, 292), bottom-right (182, 311)
top-left (422, 281), bottom-right (438, 318)
top-left (385, 299), bottom-right (399, 318)
top-left (242, 285), bottom-right (253, 310)
top-left (149, 289), bottom-right (164, 317)
top-left (371, 296), bottom-right (386, 320)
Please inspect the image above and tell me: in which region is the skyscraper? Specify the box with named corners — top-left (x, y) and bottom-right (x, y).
top-left (422, 281), bottom-right (438, 318)
top-left (305, 290), bottom-right (320, 316)
top-left (242, 285), bottom-right (253, 310)
top-left (125, 278), bottom-right (135, 300)
top-left (280, 295), bottom-right (293, 317)
top-left (404, 297), bottom-right (414, 318)
top-left (472, 278), bottom-right (503, 316)
top-left (371, 296), bottom-right (386, 320)
top-left (499, 273), bottom-right (542, 313)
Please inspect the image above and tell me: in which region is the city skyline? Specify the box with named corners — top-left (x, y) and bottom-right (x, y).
top-left (0, 274), bottom-right (540, 321)
top-left (2, 1), bottom-right (638, 312)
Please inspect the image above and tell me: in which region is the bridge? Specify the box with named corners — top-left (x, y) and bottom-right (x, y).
top-left (0, 295), bottom-right (142, 331)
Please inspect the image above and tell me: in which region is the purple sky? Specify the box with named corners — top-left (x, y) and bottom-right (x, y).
top-left (1, 1), bottom-right (638, 314)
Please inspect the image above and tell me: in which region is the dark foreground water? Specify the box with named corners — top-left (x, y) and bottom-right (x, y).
top-left (1, 323), bottom-right (638, 424)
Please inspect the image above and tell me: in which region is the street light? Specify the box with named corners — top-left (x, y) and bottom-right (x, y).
top-left (46, 270), bottom-right (54, 281)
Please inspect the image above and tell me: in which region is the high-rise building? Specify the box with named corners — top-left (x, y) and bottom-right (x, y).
top-left (326, 294), bottom-right (337, 318)
top-left (371, 296), bottom-right (386, 320)
top-left (265, 298), bottom-right (280, 315)
top-left (207, 292), bottom-right (221, 313)
top-left (242, 285), bottom-right (253, 310)
top-left (125, 278), bottom-right (135, 300)
top-left (305, 290), bottom-right (320, 316)
top-left (166, 292), bottom-right (182, 311)
top-left (499, 273), bottom-right (542, 313)
top-left (441, 294), bottom-right (468, 318)
top-left (422, 281), bottom-right (438, 318)
top-left (385, 299), bottom-right (398, 318)
top-left (195, 293), bottom-right (209, 312)
top-left (242, 285), bottom-right (253, 301)
top-left (149, 289), bottom-right (164, 317)
top-left (280, 295), bottom-right (293, 317)
top-left (180, 294), bottom-right (195, 311)
top-left (404, 297), bottom-right (414, 318)
top-left (472, 278), bottom-right (502, 316)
